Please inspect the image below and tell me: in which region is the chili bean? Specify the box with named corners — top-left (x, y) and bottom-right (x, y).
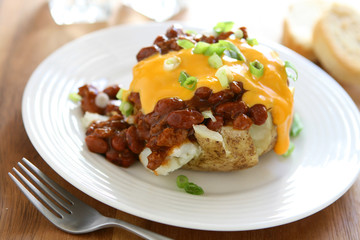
top-left (111, 130), bottom-right (127, 152)
top-left (217, 31), bottom-right (234, 40)
top-left (206, 115), bottom-right (224, 131)
top-left (128, 92), bottom-right (142, 109)
top-left (126, 126), bottom-right (144, 154)
top-left (195, 87), bottom-right (213, 99)
top-left (85, 135), bottom-right (108, 153)
top-left (149, 117), bottom-right (167, 135)
top-left (199, 35), bottom-right (217, 43)
top-left (146, 136), bottom-right (158, 149)
top-left (109, 118), bottom-right (129, 130)
top-left (215, 101), bottom-right (247, 119)
top-left (93, 127), bottom-right (115, 138)
top-left (103, 85), bottom-right (120, 99)
top-left (136, 46), bottom-right (159, 62)
top-left (167, 38), bottom-right (182, 51)
top-left (154, 98), bottom-right (185, 115)
top-left (106, 149), bottom-right (122, 165)
top-left (233, 114), bottom-right (253, 130)
top-left (136, 119), bottom-right (150, 141)
top-left (229, 81), bottom-right (243, 94)
top-left (167, 109), bottom-right (204, 129)
top-left (154, 35), bottom-right (166, 45)
top-left (107, 148), bottom-right (137, 167)
top-left (207, 89), bottom-right (234, 105)
top-left (78, 85), bottom-right (104, 114)
top-left (105, 100), bottom-right (121, 115)
top-left (154, 35), bottom-right (170, 54)
top-left (144, 112), bottom-right (160, 126)
top-left (239, 27), bottom-right (248, 39)
top-left (248, 104), bottom-right (268, 125)
top-left (185, 96), bottom-right (211, 111)
top-left (119, 149), bottom-right (137, 168)
top-left (156, 128), bottom-right (188, 147)
top-left (165, 24), bottom-right (184, 39)
top-left (147, 150), bottom-right (168, 170)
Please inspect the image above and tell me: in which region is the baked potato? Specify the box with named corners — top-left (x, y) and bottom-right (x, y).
top-left (139, 113), bottom-right (277, 175)
top-left (80, 23), bottom-right (294, 175)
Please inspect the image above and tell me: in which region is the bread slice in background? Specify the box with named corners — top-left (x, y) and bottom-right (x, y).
top-left (313, 3), bottom-right (360, 84)
top-left (282, 0), bottom-right (330, 61)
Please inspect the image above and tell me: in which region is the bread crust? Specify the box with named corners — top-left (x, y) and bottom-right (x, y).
top-left (282, 19), bottom-right (317, 61)
top-left (282, 0), bottom-right (330, 62)
top-left (313, 4), bottom-right (360, 84)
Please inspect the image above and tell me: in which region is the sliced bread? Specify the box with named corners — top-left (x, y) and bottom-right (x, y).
top-left (282, 0), bottom-right (330, 61)
top-left (313, 3), bottom-right (360, 84)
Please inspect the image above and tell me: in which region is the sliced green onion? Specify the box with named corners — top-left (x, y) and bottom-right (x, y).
top-left (119, 101), bottom-right (133, 117)
top-left (185, 29), bottom-right (197, 35)
top-left (215, 65), bottom-right (233, 88)
top-left (246, 38), bottom-right (259, 46)
top-left (164, 56), bottom-right (181, 71)
top-left (179, 71), bottom-right (198, 90)
top-left (178, 71), bottom-right (190, 84)
top-left (208, 53), bottom-right (223, 69)
top-left (193, 42), bottom-right (210, 54)
top-left (184, 182), bottom-right (204, 195)
top-left (234, 29), bottom-right (244, 39)
top-left (116, 88), bottom-right (124, 100)
top-left (181, 76), bottom-right (198, 90)
top-left (282, 141), bottom-right (295, 157)
top-left (218, 40), bottom-right (245, 61)
top-left (204, 43), bottom-right (226, 56)
top-left (290, 113), bottom-right (303, 137)
top-left (69, 92), bottom-right (82, 103)
top-left (249, 60), bottom-right (264, 78)
top-left (176, 175), bottom-right (189, 189)
top-left (177, 39), bottom-right (195, 49)
top-left (202, 110), bottom-right (216, 122)
top-left (213, 21), bottom-right (234, 35)
top-left (285, 61), bottom-right (298, 81)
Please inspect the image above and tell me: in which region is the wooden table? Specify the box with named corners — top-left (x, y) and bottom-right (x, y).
top-left (1, 0), bottom-right (360, 239)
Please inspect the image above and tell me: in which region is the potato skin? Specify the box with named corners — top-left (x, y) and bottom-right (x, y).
top-left (183, 113), bottom-right (277, 171)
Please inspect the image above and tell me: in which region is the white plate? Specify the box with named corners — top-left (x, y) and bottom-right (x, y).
top-left (22, 22), bottom-right (360, 231)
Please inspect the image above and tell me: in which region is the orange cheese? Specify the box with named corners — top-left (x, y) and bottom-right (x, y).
top-left (128, 38), bottom-right (294, 155)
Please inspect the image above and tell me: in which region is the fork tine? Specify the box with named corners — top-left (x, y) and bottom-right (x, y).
top-left (11, 167), bottom-right (67, 218)
top-left (22, 158), bottom-right (77, 204)
top-left (8, 172), bottom-right (61, 224)
top-left (17, 161), bottom-right (72, 211)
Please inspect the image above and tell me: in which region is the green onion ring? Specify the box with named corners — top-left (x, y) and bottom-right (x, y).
top-left (246, 38), bottom-right (259, 46)
top-left (282, 141), bottom-right (295, 157)
top-left (285, 61), bottom-right (298, 81)
top-left (290, 113), bottom-right (303, 137)
top-left (181, 76), bottom-right (198, 90)
top-left (208, 53), bottom-right (223, 69)
top-left (116, 88), bottom-right (124, 100)
top-left (184, 182), bottom-right (204, 195)
top-left (176, 175), bottom-right (189, 189)
top-left (193, 41), bottom-right (211, 54)
top-left (177, 39), bottom-right (195, 49)
top-left (178, 71), bottom-right (189, 84)
top-left (69, 92), bottom-right (82, 103)
top-left (249, 60), bottom-right (264, 78)
top-left (119, 101), bottom-right (134, 117)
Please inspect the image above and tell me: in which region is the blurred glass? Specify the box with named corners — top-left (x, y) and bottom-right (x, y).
top-left (49, 0), bottom-right (117, 25)
top-left (122, 0), bottom-right (184, 22)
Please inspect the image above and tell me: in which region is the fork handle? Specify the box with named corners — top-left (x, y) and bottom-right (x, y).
top-left (103, 217), bottom-right (173, 240)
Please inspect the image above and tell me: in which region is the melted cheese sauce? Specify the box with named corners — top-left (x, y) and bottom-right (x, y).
top-left (128, 38), bottom-right (294, 154)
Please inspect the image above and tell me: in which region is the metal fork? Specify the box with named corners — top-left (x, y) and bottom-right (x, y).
top-left (8, 158), bottom-right (172, 240)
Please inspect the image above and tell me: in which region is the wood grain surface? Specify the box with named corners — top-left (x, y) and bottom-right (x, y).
top-left (1, 0), bottom-right (360, 239)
